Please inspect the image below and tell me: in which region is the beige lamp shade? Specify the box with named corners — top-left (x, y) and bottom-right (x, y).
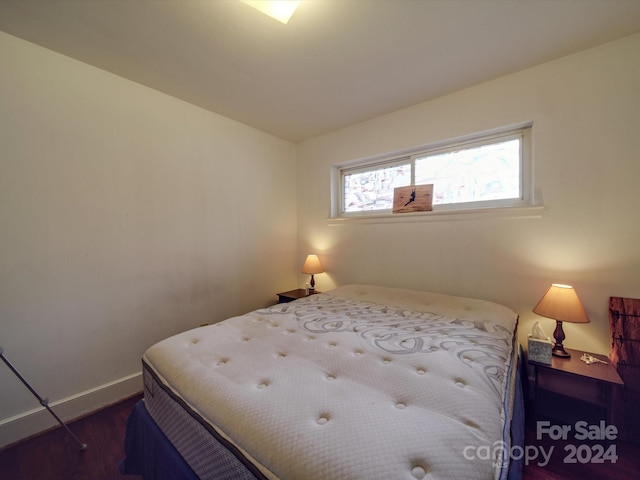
top-left (301, 255), bottom-right (324, 274)
top-left (533, 284), bottom-right (590, 324)
top-left (302, 254), bottom-right (323, 293)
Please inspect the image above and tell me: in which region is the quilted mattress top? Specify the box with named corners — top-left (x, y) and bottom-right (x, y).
top-left (144, 284), bottom-right (518, 480)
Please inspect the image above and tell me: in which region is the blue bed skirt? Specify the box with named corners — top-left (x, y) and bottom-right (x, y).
top-left (119, 399), bottom-right (198, 480)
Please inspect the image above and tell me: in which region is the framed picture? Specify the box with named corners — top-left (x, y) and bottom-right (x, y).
top-left (393, 184), bottom-right (433, 213)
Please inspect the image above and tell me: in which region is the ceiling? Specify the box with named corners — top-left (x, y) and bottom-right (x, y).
top-left (1, 0), bottom-right (640, 142)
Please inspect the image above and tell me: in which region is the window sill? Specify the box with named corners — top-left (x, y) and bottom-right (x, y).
top-left (326, 204), bottom-right (544, 225)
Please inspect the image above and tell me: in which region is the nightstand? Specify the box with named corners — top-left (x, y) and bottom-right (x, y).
top-left (277, 288), bottom-right (314, 303)
top-left (529, 347), bottom-right (624, 426)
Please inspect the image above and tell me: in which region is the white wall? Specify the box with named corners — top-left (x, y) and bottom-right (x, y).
top-left (0, 32), bottom-right (297, 446)
top-left (296, 33), bottom-right (640, 357)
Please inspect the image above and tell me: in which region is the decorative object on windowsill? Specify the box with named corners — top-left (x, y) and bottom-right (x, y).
top-left (533, 283), bottom-right (590, 358)
top-left (301, 254), bottom-right (323, 294)
top-left (392, 184), bottom-right (433, 213)
top-left (0, 347), bottom-right (87, 450)
top-left (528, 321), bottom-right (553, 365)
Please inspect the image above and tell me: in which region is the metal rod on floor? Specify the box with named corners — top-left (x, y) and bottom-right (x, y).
top-left (0, 346), bottom-right (87, 451)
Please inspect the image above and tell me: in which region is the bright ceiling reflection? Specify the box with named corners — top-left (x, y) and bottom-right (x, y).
top-left (241, 1), bottom-right (300, 24)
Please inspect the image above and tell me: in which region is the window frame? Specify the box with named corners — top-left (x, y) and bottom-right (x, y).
top-left (331, 124), bottom-right (534, 219)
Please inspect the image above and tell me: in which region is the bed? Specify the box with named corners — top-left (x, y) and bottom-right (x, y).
top-left (120, 284), bottom-right (524, 480)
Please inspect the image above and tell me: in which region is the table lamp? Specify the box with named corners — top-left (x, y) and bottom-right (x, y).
top-left (301, 254), bottom-right (323, 294)
top-left (533, 283), bottom-right (590, 358)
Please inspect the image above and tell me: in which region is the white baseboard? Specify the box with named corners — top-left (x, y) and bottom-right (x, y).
top-left (0, 372), bottom-right (142, 449)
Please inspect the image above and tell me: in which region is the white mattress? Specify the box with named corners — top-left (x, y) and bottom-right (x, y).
top-left (143, 285), bottom-right (519, 480)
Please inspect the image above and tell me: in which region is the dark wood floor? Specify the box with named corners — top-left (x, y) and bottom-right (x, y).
top-left (1, 392), bottom-right (639, 480)
top-left (0, 393), bottom-right (143, 480)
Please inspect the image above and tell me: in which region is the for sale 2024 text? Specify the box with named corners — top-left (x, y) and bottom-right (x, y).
top-left (536, 420), bottom-right (618, 466)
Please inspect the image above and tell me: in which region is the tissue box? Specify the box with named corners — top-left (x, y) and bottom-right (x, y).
top-left (528, 335), bottom-right (553, 365)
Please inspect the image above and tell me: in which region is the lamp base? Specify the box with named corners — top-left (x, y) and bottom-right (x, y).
top-left (552, 344), bottom-right (571, 358)
top-left (552, 320), bottom-right (571, 358)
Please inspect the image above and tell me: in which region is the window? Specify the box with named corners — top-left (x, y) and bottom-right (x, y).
top-left (334, 125), bottom-right (532, 218)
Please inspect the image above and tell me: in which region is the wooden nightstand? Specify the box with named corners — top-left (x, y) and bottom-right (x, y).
top-left (277, 288), bottom-right (316, 303)
top-left (529, 347), bottom-right (624, 426)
